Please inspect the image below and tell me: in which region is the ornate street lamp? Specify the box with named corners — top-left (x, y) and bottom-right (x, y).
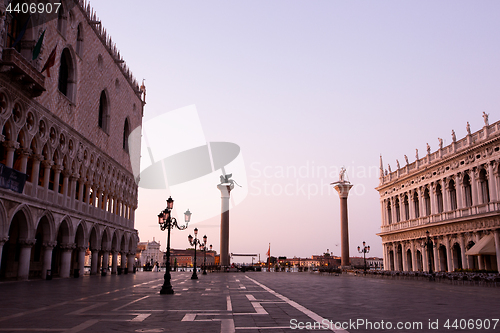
top-left (158, 196), bottom-right (191, 295)
top-left (188, 228), bottom-right (207, 280)
top-left (357, 241), bottom-right (370, 274)
top-left (202, 243), bottom-right (213, 275)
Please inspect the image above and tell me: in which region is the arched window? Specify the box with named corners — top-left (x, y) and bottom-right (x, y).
top-left (387, 200), bottom-right (392, 224)
top-left (98, 91), bottom-right (109, 133)
top-left (463, 173), bottom-right (473, 207)
top-left (424, 188), bottom-right (431, 216)
top-left (449, 179), bottom-right (457, 210)
top-left (403, 194), bottom-right (410, 220)
top-left (479, 168), bottom-right (490, 204)
top-left (436, 183), bottom-right (443, 213)
top-left (58, 48), bottom-right (75, 101)
top-left (76, 23), bottom-right (84, 56)
top-left (395, 198), bottom-right (401, 223)
top-left (413, 191), bottom-right (420, 218)
top-left (123, 118), bottom-right (130, 153)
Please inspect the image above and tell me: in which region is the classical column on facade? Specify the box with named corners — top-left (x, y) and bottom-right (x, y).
top-left (432, 238), bottom-right (440, 272)
top-left (127, 252), bottom-right (135, 273)
top-left (332, 180), bottom-right (353, 268)
top-left (61, 170), bottom-right (70, 198)
top-left (392, 242), bottom-right (399, 271)
top-left (399, 194), bottom-right (405, 222)
top-left (77, 246), bottom-right (86, 277)
top-left (18, 239), bottom-right (35, 280)
top-left (59, 243), bottom-right (75, 278)
top-left (422, 243), bottom-right (429, 272)
top-left (409, 191), bottom-right (416, 220)
top-left (0, 237), bottom-right (8, 272)
top-left (442, 177), bottom-right (450, 212)
top-left (111, 250), bottom-right (118, 274)
top-left (218, 182), bottom-right (234, 268)
top-left (418, 187), bottom-right (426, 218)
top-left (121, 252), bottom-right (127, 271)
top-left (3, 140), bottom-right (19, 168)
top-left (458, 233), bottom-right (468, 270)
top-left (52, 165), bottom-right (63, 202)
top-left (380, 200), bottom-right (386, 226)
top-left (77, 177), bottom-right (85, 204)
top-left (41, 241), bottom-right (57, 279)
top-left (429, 183), bottom-right (437, 215)
top-left (474, 232), bottom-right (485, 270)
top-left (91, 185), bottom-right (97, 208)
top-left (382, 243), bottom-right (387, 270)
top-left (41, 160), bottom-right (53, 194)
top-left (445, 235), bottom-right (453, 272)
top-left (494, 229), bottom-right (500, 274)
top-left (69, 173), bottom-right (79, 208)
top-left (470, 168), bottom-right (479, 206)
top-left (30, 154), bottom-right (43, 195)
top-left (90, 247), bottom-right (100, 275)
top-left (84, 181), bottom-right (91, 205)
top-left (401, 242), bottom-right (408, 271)
top-left (101, 248), bottom-right (110, 275)
top-left (487, 162), bottom-right (498, 203)
top-left (19, 148), bottom-right (31, 174)
top-left (410, 240), bottom-right (417, 272)
top-left (456, 173), bottom-right (465, 209)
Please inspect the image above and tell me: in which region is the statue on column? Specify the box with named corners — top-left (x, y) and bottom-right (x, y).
top-left (483, 111), bottom-right (489, 126)
top-left (451, 129), bottom-right (456, 142)
top-left (339, 167), bottom-right (346, 182)
top-left (404, 155), bottom-right (409, 165)
top-left (426, 143), bottom-right (431, 155)
top-left (415, 149), bottom-right (419, 160)
top-left (396, 160), bottom-right (400, 170)
top-left (438, 138), bottom-right (443, 149)
top-left (466, 122), bottom-right (471, 135)
top-left (219, 173), bottom-right (241, 187)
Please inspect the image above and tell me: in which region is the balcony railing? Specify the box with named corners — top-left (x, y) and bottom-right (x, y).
top-left (1, 48), bottom-right (45, 97)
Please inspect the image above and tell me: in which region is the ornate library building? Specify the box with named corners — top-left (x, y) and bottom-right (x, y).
top-left (378, 113), bottom-right (500, 273)
top-left (0, 0), bottom-right (144, 280)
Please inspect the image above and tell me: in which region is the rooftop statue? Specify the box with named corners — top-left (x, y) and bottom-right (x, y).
top-left (219, 173), bottom-right (241, 187)
top-left (483, 111), bottom-right (489, 126)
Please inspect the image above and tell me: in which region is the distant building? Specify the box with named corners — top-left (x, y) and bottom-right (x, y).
top-left (137, 238), bottom-right (162, 267)
top-left (377, 115), bottom-right (500, 273)
top-left (168, 248), bottom-right (216, 268)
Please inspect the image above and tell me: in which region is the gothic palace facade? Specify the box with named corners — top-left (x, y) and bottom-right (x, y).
top-left (0, 0), bottom-right (144, 280)
top-left (377, 114), bottom-right (500, 273)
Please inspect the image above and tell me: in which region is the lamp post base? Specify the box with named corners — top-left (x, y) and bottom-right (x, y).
top-left (160, 286), bottom-right (175, 294)
top-left (191, 271), bottom-right (198, 280)
top-left (202, 271), bottom-right (207, 275)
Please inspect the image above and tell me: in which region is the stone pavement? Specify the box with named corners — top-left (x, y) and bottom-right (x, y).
top-left (0, 271), bottom-right (499, 332)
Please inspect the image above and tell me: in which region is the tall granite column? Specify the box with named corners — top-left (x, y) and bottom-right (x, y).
top-left (218, 182), bottom-right (234, 268)
top-left (332, 181), bottom-right (353, 267)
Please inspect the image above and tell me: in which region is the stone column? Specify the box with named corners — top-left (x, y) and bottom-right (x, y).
top-left (333, 181), bottom-right (353, 267)
top-left (456, 174), bottom-right (464, 209)
top-left (59, 243), bottom-right (75, 278)
top-left (401, 243), bottom-right (408, 271)
top-left (69, 174), bottom-right (78, 208)
top-left (409, 192), bottom-right (416, 219)
top-left (101, 250), bottom-right (109, 275)
top-left (4, 140), bottom-right (19, 168)
top-left (470, 169), bottom-right (479, 206)
top-left (433, 241), bottom-right (439, 272)
top-left (91, 185), bottom-right (97, 208)
top-left (218, 183), bottom-right (234, 267)
top-left (443, 178), bottom-right (450, 212)
top-left (382, 243), bottom-right (387, 270)
top-left (19, 148), bottom-right (31, 174)
top-left (445, 235), bottom-right (452, 272)
top-left (30, 154), bottom-right (43, 194)
top-left (41, 241), bottom-right (57, 279)
top-left (418, 188), bottom-right (426, 218)
top-left (41, 160), bottom-right (53, 190)
top-left (422, 245), bottom-right (428, 272)
top-left (84, 181), bottom-right (91, 205)
top-left (18, 239), bottom-right (35, 280)
top-left (127, 253), bottom-right (135, 273)
top-left (111, 251), bottom-right (118, 274)
top-left (77, 246), bottom-right (86, 277)
top-left (429, 184), bottom-right (436, 215)
top-left (380, 201), bottom-right (386, 226)
top-left (459, 234), bottom-right (468, 270)
top-left (77, 178), bottom-right (85, 203)
top-left (0, 237), bottom-right (8, 272)
top-left (61, 170), bottom-right (70, 197)
top-left (121, 253), bottom-right (127, 270)
top-left (494, 230), bottom-right (500, 274)
top-left (90, 248), bottom-right (100, 275)
top-left (410, 240), bottom-right (417, 272)
top-left (475, 233), bottom-right (485, 270)
top-left (52, 165), bottom-right (63, 198)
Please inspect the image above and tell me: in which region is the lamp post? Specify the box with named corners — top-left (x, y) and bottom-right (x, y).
top-left (422, 230), bottom-right (434, 278)
top-left (158, 196), bottom-right (191, 295)
top-left (357, 241), bottom-right (370, 274)
top-left (202, 243), bottom-right (213, 275)
top-left (188, 228), bottom-right (207, 280)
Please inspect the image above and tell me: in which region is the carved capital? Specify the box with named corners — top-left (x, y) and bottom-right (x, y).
top-left (53, 164), bottom-right (64, 173)
top-left (3, 140), bottom-right (19, 150)
top-left (0, 236), bottom-right (8, 244)
top-left (43, 241), bottom-right (58, 249)
top-left (59, 243), bottom-right (76, 251)
top-left (41, 160), bottom-right (53, 169)
top-left (19, 239), bottom-right (36, 247)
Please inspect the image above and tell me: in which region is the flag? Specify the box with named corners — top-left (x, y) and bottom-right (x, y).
top-left (12, 15), bottom-right (31, 48)
top-left (41, 45), bottom-right (57, 77)
top-left (266, 243), bottom-right (270, 257)
top-left (32, 30), bottom-right (45, 60)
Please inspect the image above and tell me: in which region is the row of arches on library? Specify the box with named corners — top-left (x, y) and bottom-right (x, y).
top-left (383, 229), bottom-right (500, 273)
top-left (0, 88), bottom-right (137, 221)
top-left (383, 164), bottom-right (497, 225)
top-left (0, 204), bottom-right (138, 280)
